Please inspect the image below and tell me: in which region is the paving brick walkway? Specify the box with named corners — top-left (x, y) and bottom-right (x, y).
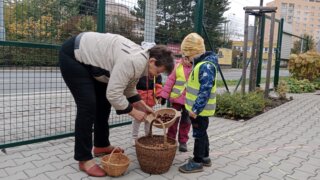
top-left (1, 92), bottom-right (320, 180)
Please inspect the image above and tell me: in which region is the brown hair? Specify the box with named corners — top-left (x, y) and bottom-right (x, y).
top-left (148, 45), bottom-right (174, 74)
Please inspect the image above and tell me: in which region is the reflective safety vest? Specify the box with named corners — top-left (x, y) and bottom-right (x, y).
top-left (185, 61), bottom-right (217, 116)
top-left (170, 64), bottom-right (186, 98)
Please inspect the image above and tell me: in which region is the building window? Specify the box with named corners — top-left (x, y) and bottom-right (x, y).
top-left (264, 47), bottom-right (268, 52)
top-left (281, 3), bottom-right (287, 8)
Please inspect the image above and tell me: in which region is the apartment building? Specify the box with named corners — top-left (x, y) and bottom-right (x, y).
top-left (267, 0), bottom-right (320, 42)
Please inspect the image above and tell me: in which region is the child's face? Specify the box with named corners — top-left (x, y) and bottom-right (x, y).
top-left (182, 56), bottom-right (193, 67)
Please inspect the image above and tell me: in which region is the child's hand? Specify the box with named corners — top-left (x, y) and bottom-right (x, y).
top-left (188, 111), bottom-right (197, 119)
top-left (157, 98), bottom-right (166, 105)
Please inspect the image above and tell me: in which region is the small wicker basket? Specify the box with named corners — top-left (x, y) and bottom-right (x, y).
top-left (101, 147), bottom-right (130, 177)
top-left (136, 119), bottom-right (177, 174)
top-left (145, 108), bottom-right (181, 129)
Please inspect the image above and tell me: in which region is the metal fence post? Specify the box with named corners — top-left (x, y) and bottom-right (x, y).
top-left (249, 17), bottom-right (258, 92)
top-left (241, 12), bottom-right (249, 95)
top-left (144, 0), bottom-right (157, 43)
top-left (274, 18), bottom-right (284, 89)
top-left (256, 15), bottom-right (265, 87)
top-left (97, 0), bottom-right (106, 33)
top-left (0, 0), bottom-right (5, 40)
top-left (264, 12), bottom-right (275, 98)
top-left (194, 0), bottom-right (204, 35)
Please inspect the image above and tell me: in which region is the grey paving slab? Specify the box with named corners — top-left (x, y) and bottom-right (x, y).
top-left (29, 174), bottom-right (52, 180)
top-left (24, 164), bottom-right (57, 178)
top-left (1, 172), bottom-right (29, 180)
top-left (0, 169), bottom-right (8, 178)
top-left (0, 92), bottom-right (319, 179)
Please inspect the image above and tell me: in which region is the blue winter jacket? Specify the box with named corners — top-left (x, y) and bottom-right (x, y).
top-left (191, 51), bottom-right (218, 115)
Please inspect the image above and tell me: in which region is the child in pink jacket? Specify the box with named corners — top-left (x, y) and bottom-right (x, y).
top-left (161, 58), bottom-right (192, 152)
top-left (132, 75), bottom-right (163, 145)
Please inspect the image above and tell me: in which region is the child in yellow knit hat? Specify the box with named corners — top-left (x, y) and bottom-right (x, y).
top-left (179, 33), bottom-right (219, 173)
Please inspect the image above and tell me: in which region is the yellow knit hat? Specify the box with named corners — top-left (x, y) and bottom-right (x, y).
top-left (181, 33), bottom-right (205, 58)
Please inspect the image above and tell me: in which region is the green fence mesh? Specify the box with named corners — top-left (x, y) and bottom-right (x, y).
top-left (0, 0), bottom-right (199, 148)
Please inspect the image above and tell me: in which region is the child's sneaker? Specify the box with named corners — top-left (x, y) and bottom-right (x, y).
top-left (201, 157), bottom-right (212, 167)
top-left (179, 158), bottom-right (203, 173)
top-left (179, 143), bottom-right (187, 152)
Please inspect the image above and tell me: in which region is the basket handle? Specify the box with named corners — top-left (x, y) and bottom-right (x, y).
top-left (173, 109), bottom-right (182, 121)
top-left (106, 147), bottom-right (122, 164)
top-left (148, 118), bottom-right (168, 147)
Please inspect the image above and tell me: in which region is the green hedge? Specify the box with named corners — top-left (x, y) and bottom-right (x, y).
top-left (215, 92), bottom-right (267, 120)
top-left (287, 78), bottom-right (316, 93)
top-left (0, 46), bottom-right (58, 66)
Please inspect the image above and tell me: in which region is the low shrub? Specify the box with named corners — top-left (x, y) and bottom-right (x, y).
top-left (276, 80), bottom-right (289, 99)
top-left (215, 92), bottom-right (266, 120)
top-left (287, 78), bottom-right (316, 93)
top-left (312, 78), bottom-right (320, 90)
top-left (288, 51), bottom-right (320, 81)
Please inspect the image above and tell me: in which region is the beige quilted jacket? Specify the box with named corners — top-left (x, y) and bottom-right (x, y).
top-left (74, 32), bottom-right (149, 114)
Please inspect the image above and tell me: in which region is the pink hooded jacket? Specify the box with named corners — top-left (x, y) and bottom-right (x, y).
top-left (160, 60), bottom-right (192, 105)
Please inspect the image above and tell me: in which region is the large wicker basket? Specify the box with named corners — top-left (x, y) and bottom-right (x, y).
top-left (145, 108), bottom-right (181, 129)
top-left (136, 119), bottom-right (177, 174)
top-left (101, 147), bottom-right (130, 177)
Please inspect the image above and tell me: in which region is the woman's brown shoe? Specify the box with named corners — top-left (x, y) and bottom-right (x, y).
top-left (79, 160), bottom-right (106, 177)
top-left (93, 146), bottom-right (124, 157)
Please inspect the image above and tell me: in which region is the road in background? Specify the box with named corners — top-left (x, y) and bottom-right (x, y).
top-left (0, 69), bottom-right (290, 94)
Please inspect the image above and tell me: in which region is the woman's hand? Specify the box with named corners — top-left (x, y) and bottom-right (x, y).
top-left (129, 108), bottom-right (146, 121)
top-left (132, 100), bottom-right (155, 115)
top-left (144, 104), bottom-right (155, 115)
